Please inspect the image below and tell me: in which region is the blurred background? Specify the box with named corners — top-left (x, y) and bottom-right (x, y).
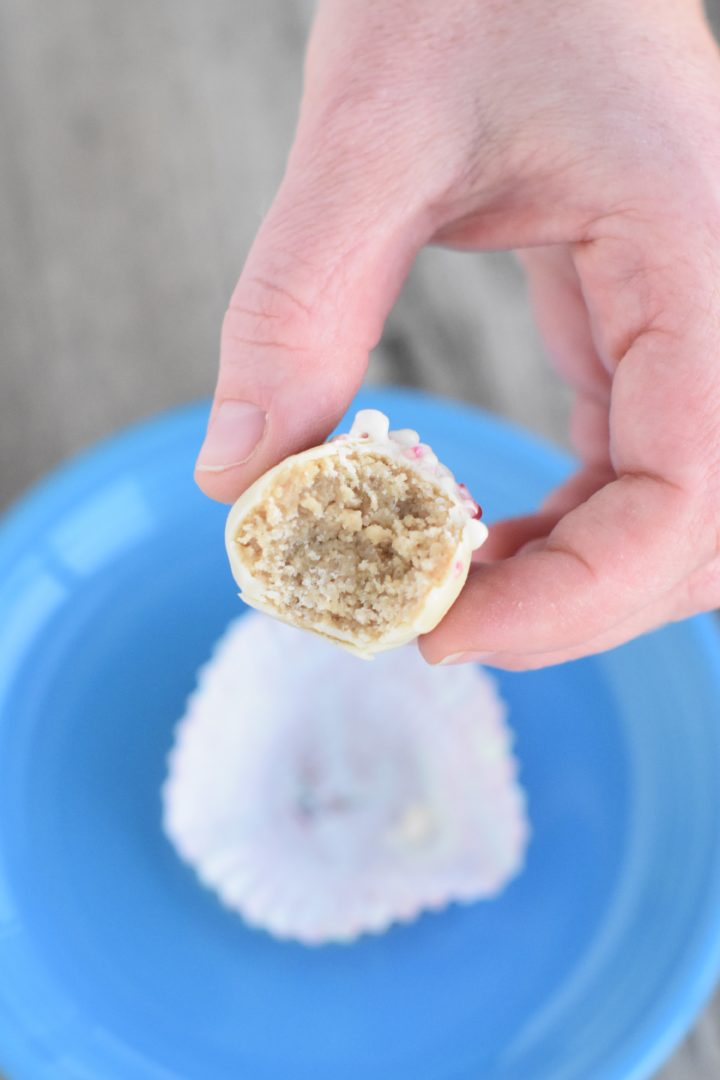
top-left (0, 2), bottom-right (719, 1077)
top-left (0, 0), bottom-right (572, 513)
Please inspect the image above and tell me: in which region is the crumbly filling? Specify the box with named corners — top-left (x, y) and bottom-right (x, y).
top-left (233, 450), bottom-right (460, 643)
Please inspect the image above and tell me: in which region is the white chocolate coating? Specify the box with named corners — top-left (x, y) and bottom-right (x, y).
top-left (225, 409), bottom-right (488, 658)
top-left (163, 614), bottom-right (528, 945)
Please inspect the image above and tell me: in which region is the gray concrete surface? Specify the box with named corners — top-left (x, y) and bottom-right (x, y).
top-left (0, 3), bottom-right (718, 1077)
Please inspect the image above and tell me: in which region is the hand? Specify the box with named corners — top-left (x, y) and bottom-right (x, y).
top-left (195, 0), bottom-right (720, 669)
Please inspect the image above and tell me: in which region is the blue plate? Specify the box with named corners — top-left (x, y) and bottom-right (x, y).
top-left (1, 387), bottom-right (720, 1080)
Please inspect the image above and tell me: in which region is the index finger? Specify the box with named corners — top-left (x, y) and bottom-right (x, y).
top-left (422, 206), bottom-right (720, 663)
top-left (420, 467), bottom-right (702, 663)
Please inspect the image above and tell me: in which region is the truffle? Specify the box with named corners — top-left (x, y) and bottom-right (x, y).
top-left (225, 410), bottom-right (487, 658)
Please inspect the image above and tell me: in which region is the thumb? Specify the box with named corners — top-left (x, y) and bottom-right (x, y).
top-left (195, 131), bottom-right (427, 503)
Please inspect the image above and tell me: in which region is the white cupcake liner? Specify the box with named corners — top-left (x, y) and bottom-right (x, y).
top-left (163, 613), bottom-right (528, 945)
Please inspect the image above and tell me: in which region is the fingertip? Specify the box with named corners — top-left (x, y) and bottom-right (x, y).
top-left (193, 397), bottom-right (269, 503)
top-left (422, 470), bottom-right (696, 665)
top-left (195, 400), bottom-right (268, 473)
top-left (193, 382), bottom-right (357, 506)
top-left (420, 545), bottom-right (598, 665)
top-left (193, 462), bottom-right (248, 505)
top-left (419, 563), bottom-right (494, 665)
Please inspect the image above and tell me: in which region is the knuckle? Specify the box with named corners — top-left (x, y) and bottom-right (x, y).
top-left (231, 270), bottom-right (313, 324)
top-left (223, 273), bottom-right (318, 357)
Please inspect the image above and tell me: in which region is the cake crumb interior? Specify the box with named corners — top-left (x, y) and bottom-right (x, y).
top-left (233, 450), bottom-right (459, 643)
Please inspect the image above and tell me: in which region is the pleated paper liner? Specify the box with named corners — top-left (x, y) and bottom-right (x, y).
top-left (163, 613), bottom-right (528, 945)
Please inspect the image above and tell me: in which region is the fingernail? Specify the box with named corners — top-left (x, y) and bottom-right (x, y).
top-left (196, 400), bottom-right (267, 471)
top-left (438, 651), bottom-right (496, 666)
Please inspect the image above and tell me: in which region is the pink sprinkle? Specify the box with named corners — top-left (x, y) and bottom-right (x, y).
top-left (457, 483), bottom-right (482, 518)
top-left (454, 559), bottom-right (464, 575)
top-left (404, 445), bottom-right (426, 460)
top-left (360, 432), bottom-right (369, 439)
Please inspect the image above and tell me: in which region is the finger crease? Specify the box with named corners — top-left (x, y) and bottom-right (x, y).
top-left (222, 333), bottom-right (311, 354)
top-left (240, 276), bottom-right (313, 319)
top-left (619, 469), bottom-right (687, 496)
top-left (227, 307), bottom-right (281, 321)
top-left (543, 539), bottom-right (598, 583)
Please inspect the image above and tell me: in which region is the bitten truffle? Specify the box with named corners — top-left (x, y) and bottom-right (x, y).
top-left (225, 410), bottom-right (487, 657)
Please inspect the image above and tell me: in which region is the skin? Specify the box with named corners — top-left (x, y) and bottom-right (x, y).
top-left (195, 0), bottom-right (720, 670)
